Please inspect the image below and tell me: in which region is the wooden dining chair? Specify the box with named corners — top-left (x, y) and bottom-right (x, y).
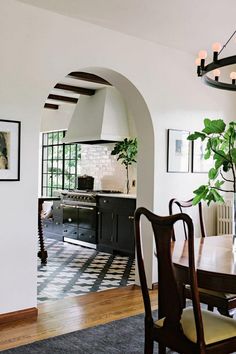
top-left (169, 198), bottom-right (236, 318)
top-left (134, 207), bottom-right (236, 354)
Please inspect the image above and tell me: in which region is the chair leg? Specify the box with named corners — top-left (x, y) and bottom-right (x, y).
top-left (207, 304), bottom-right (214, 312)
top-left (144, 335), bottom-right (153, 354)
top-left (159, 344), bottom-right (166, 354)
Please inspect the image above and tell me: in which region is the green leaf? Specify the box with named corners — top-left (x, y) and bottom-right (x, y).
top-left (232, 148), bottom-right (236, 164)
top-left (205, 191), bottom-right (216, 206)
top-left (204, 149), bottom-right (211, 159)
top-left (214, 157), bottom-right (224, 170)
top-left (208, 168), bottom-right (218, 180)
top-left (210, 137), bottom-right (221, 149)
top-left (193, 185), bottom-right (206, 195)
top-left (210, 189), bottom-right (224, 203)
top-left (188, 132), bottom-right (206, 141)
top-left (192, 185), bottom-right (208, 205)
top-left (202, 119), bottom-right (226, 134)
top-left (214, 180), bottom-right (224, 188)
top-left (192, 194), bottom-right (203, 205)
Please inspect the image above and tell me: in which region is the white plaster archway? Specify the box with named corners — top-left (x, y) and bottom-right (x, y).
top-left (42, 67), bottom-right (156, 287)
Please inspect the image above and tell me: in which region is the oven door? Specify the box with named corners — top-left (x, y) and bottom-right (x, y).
top-left (62, 204), bottom-right (78, 241)
top-left (61, 203), bottom-right (97, 247)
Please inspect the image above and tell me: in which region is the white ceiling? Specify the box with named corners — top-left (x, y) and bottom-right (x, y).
top-left (18, 0), bottom-right (236, 56)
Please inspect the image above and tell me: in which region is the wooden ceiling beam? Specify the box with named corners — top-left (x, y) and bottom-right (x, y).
top-left (47, 94), bottom-right (78, 104)
top-left (54, 83), bottom-right (95, 96)
top-left (68, 72), bottom-right (112, 86)
top-left (44, 103), bottom-right (59, 110)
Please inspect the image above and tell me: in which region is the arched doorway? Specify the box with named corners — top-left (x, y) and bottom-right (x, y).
top-left (39, 68), bottom-right (155, 303)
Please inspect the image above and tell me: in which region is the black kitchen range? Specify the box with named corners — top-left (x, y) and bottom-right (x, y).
top-left (53, 175), bottom-right (136, 256)
top-left (61, 190), bottom-right (98, 248)
top-left (61, 189), bottom-right (119, 248)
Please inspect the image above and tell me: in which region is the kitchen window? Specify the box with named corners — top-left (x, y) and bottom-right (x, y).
top-left (41, 131), bottom-right (81, 196)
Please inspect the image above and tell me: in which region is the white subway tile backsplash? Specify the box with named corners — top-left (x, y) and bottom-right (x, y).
top-left (77, 144), bottom-right (136, 193)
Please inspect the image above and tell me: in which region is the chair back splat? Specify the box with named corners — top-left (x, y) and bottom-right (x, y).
top-left (169, 198), bottom-right (206, 240)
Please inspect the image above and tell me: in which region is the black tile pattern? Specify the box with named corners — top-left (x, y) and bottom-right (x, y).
top-left (38, 238), bottom-right (135, 303)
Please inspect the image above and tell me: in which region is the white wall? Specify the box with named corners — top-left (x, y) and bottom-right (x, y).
top-left (41, 105), bottom-right (75, 133)
top-left (0, 0), bottom-right (235, 314)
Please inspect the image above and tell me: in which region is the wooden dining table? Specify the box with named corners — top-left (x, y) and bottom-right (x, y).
top-left (172, 235), bottom-right (236, 294)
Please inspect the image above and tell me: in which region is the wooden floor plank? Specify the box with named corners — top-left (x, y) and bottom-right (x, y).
top-left (0, 285), bottom-right (158, 351)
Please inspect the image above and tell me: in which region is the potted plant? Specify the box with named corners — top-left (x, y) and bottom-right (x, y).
top-left (188, 118), bottom-right (236, 241)
top-left (111, 138), bottom-right (137, 194)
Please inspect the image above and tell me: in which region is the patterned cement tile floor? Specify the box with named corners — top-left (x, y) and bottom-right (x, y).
top-left (38, 238), bottom-right (135, 304)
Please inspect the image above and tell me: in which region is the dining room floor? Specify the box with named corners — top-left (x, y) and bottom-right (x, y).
top-left (38, 237), bottom-right (135, 304)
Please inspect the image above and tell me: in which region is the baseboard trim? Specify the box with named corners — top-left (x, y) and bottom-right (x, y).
top-left (0, 307), bottom-right (38, 325)
top-left (152, 282), bottom-right (158, 290)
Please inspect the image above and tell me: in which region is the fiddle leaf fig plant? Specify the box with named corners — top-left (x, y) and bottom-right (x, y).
top-left (188, 118), bottom-right (236, 206)
top-left (111, 137), bottom-right (137, 194)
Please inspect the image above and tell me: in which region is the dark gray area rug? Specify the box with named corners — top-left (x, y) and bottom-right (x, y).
top-left (1, 313), bottom-right (177, 354)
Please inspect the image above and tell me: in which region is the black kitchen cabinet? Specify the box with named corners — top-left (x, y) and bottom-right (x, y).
top-left (97, 196), bottom-right (136, 256)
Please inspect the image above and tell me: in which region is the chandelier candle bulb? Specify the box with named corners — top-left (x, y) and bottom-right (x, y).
top-left (212, 42), bottom-right (222, 52)
top-left (198, 50), bottom-right (207, 59)
top-left (212, 42), bottom-right (222, 62)
top-left (230, 71), bottom-right (236, 84)
top-left (198, 50), bottom-right (207, 69)
top-left (195, 58), bottom-right (201, 76)
top-left (213, 69), bottom-right (221, 81)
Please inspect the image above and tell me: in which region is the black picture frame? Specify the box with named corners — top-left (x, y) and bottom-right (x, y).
top-left (167, 129), bottom-right (190, 173)
top-left (0, 119), bottom-right (21, 181)
top-left (191, 139), bottom-right (213, 173)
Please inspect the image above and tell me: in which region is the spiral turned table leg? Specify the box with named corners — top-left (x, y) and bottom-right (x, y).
top-left (38, 199), bottom-right (48, 265)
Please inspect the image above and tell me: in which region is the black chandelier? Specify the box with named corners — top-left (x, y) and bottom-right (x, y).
top-left (196, 30), bottom-right (236, 91)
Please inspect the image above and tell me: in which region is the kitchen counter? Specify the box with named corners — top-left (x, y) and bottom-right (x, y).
top-left (97, 193), bottom-right (136, 199)
top-left (55, 189), bottom-right (136, 199)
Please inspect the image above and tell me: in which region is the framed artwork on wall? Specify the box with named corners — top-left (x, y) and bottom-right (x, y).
top-left (167, 129), bottom-right (190, 173)
top-left (0, 119), bottom-right (21, 181)
top-left (191, 139), bottom-right (213, 173)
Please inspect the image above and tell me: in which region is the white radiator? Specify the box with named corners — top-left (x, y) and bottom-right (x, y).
top-left (216, 200), bottom-right (233, 235)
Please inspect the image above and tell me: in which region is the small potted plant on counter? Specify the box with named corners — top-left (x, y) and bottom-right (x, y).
top-left (188, 118), bottom-right (236, 244)
top-left (111, 137), bottom-right (137, 194)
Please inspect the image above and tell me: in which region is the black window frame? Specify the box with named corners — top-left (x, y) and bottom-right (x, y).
top-left (41, 130), bottom-right (81, 196)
